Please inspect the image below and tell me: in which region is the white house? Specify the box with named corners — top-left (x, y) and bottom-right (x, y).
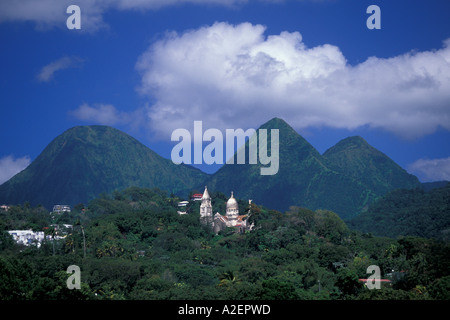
top-left (8, 230), bottom-right (45, 248)
top-left (178, 201), bottom-right (189, 207)
top-left (177, 201), bottom-right (189, 215)
top-left (52, 205), bottom-right (71, 214)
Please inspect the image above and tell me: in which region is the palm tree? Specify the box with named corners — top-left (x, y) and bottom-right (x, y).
top-left (219, 270), bottom-right (240, 287)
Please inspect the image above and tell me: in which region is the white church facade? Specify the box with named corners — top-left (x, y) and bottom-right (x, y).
top-left (200, 186), bottom-right (253, 234)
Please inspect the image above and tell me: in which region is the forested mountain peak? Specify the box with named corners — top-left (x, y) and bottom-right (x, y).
top-left (323, 135), bottom-right (370, 153)
top-left (0, 119), bottom-right (421, 219)
top-left (323, 135), bottom-right (420, 196)
top-left (0, 125), bottom-right (207, 209)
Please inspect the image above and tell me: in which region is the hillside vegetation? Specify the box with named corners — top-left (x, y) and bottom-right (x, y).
top-left (0, 126), bottom-right (207, 209)
top-left (203, 118), bottom-right (420, 218)
top-left (1, 187), bottom-right (449, 300)
top-left (0, 119), bottom-right (421, 220)
top-left (348, 183), bottom-right (450, 241)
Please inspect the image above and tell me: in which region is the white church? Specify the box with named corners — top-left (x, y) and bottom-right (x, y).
top-left (199, 186), bottom-right (253, 234)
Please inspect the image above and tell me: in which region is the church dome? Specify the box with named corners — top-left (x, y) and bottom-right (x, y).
top-left (226, 192), bottom-right (239, 211)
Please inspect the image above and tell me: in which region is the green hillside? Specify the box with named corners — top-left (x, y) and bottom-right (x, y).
top-left (0, 119), bottom-right (422, 219)
top-left (348, 183), bottom-right (450, 240)
top-left (323, 136), bottom-right (420, 196)
top-left (202, 118), bottom-right (420, 219)
top-left (202, 117), bottom-right (351, 214)
top-left (0, 126), bottom-right (207, 209)
top-left (1, 187), bottom-right (449, 301)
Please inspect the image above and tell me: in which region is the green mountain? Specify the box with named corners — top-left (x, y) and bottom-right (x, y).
top-left (323, 136), bottom-right (420, 197)
top-left (0, 125), bottom-right (207, 209)
top-left (202, 118), bottom-right (421, 218)
top-left (348, 183), bottom-right (450, 240)
top-left (0, 119), bottom-right (421, 218)
top-left (201, 117), bottom-right (339, 210)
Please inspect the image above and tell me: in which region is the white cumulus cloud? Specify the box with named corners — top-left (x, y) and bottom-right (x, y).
top-left (0, 155), bottom-right (31, 185)
top-left (135, 22), bottom-right (450, 139)
top-left (408, 157), bottom-right (450, 182)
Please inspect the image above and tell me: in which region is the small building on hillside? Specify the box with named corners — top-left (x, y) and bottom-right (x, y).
top-left (177, 200), bottom-right (189, 215)
top-left (178, 201), bottom-right (189, 207)
top-left (8, 230), bottom-right (45, 248)
top-left (191, 193), bottom-right (203, 201)
top-left (52, 205), bottom-right (71, 214)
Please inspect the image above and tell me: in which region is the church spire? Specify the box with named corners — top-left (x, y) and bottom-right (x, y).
top-left (202, 186), bottom-right (210, 200)
top-left (200, 186), bottom-right (213, 228)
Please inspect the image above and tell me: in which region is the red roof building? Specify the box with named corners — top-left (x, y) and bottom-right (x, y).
top-left (191, 193), bottom-right (203, 200)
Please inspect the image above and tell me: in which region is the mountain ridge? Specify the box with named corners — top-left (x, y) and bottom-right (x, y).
top-left (201, 118), bottom-right (421, 218)
top-left (323, 135), bottom-right (419, 195)
top-left (0, 125), bottom-right (207, 209)
top-left (0, 119), bottom-right (421, 218)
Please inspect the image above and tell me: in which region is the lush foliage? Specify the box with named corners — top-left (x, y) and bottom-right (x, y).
top-left (203, 118), bottom-right (420, 219)
top-left (323, 136), bottom-right (420, 197)
top-left (0, 126), bottom-right (207, 209)
top-left (0, 119), bottom-right (421, 221)
top-left (348, 183), bottom-right (450, 240)
top-left (1, 187), bottom-right (448, 300)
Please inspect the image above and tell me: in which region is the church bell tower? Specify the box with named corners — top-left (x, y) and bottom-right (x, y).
top-left (200, 186), bottom-right (213, 227)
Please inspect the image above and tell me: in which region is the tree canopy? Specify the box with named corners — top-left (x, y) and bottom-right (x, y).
top-left (0, 187), bottom-right (449, 300)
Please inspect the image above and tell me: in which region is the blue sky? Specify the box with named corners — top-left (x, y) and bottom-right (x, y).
top-left (1, 0), bottom-right (450, 183)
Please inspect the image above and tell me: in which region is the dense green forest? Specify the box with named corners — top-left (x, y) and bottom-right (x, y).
top-left (202, 118), bottom-right (420, 219)
top-left (1, 187), bottom-right (449, 300)
top-left (0, 126), bottom-right (207, 209)
top-left (348, 183), bottom-right (450, 240)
